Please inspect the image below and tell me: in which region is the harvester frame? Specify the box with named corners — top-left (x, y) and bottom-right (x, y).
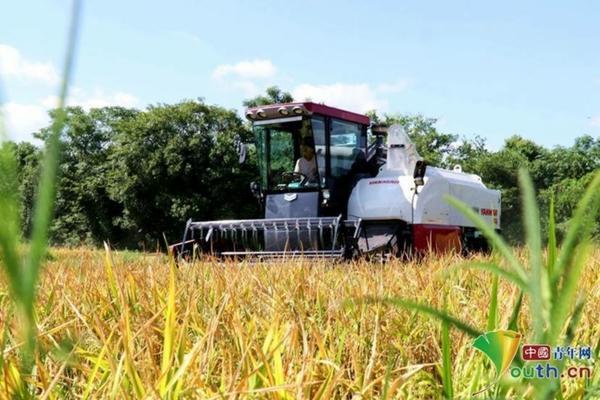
top-left (171, 102), bottom-right (500, 260)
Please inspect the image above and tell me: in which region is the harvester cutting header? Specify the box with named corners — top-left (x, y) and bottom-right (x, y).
top-left (172, 102), bottom-right (500, 259)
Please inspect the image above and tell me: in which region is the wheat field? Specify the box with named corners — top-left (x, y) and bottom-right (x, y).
top-left (0, 247), bottom-right (597, 399)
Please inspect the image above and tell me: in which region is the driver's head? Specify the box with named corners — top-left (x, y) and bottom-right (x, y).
top-left (300, 137), bottom-right (315, 160)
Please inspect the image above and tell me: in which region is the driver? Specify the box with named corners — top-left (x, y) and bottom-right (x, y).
top-left (294, 137), bottom-right (318, 182)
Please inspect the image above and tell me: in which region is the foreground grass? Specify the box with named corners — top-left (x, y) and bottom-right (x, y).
top-left (0, 248), bottom-right (598, 398)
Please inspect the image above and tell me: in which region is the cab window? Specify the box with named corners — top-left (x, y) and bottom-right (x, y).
top-left (330, 119), bottom-right (363, 178)
top-left (253, 118), bottom-right (321, 191)
top-left (311, 116), bottom-right (327, 187)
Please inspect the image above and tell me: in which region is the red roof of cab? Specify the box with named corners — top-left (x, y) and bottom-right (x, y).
top-left (246, 102), bottom-right (370, 126)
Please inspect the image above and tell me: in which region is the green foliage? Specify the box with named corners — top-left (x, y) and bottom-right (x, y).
top-left (2, 99), bottom-right (260, 249)
top-left (3, 142), bottom-right (41, 239)
top-left (445, 134), bottom-right (489, 173)
top-left (477, 135), bottom-right (600, 243)
top-left (242, 86), bottom-right (293, 108)
top-left (540, 172), bottom-right (599, 240)
top-left (20, 101), bottom-right (258, 248)
top-left (108, 100), bottom-right (257, 247)
top-left (35, 106), bottom-right (138, 246)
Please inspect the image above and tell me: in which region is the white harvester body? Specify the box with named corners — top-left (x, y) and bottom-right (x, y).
top-left (173, 103), bottom-right (501, 259)
top-left (347, 124), bottom-right (500, 253)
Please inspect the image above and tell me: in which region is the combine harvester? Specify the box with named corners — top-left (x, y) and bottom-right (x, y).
top-left (172, 102), bottom-right (500, 260)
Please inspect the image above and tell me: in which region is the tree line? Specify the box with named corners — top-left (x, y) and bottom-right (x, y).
top-left (4, 87), bottom-right (599, 248)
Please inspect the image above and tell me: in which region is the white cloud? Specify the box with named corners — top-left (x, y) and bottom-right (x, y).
top-left (292, 83), bottom-right (388, 113)
top-left (212, 59), bottom-right (276, 80)
top-left (589, 115), bottom-right (600, 127)
top-left (1, 102), bottom-right (49, 143)
top-left (2, 88), bottom-right (140, 143)
top-left (41, 88), bottom-right (140, 110)
top-left (212, 59), bottom-right (277, 98)
top-left (0, 44), bottom-right (60, 85)
top-left (211, 59), bottom-right (410, 113)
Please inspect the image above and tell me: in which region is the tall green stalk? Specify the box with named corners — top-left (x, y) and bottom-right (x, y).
top-left (0, 0), bottom-right (81, 387)
top-left (365, 169), bottom-right (600, 398)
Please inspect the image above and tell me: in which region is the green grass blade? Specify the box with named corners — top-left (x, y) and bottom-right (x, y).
top-left (467, 361), bottom-right (482, 397)
top-left (487, 275), bottom-right (498, 331)
top-left (563, 297), bottom-right (585, 348)
top-left (0, 143), bottom-right (23, 300)
top-left (518, 168), bottom-right (547, 342)
top-left (23, 0), bottom-right (82, 304)
top-left (0, 104), bottom-right (22, 299)
top-left (547, 241), bottom-right (591, 344)
top-left (0, 317), bottom-right (10, 371)
top-left (18, 0), bottom-right (81, 375)
top-left (381, 355), bottom-right (394, 400)
top-left (445, 195), bottom-right (528, 283)
top-left (364, 297), bottom-right (482, 338)
top-left (441, 317), bottom-right (453, 399)
top-left (538, 298), bottom-right (585, 400)
top-left (159, 254), bottom-right (177, 396)
top-left (547, 193), bottom-right (557, 278)
top-left (507, 291), bottom-right (523, 332)
top-left (551, 172), bottom-right (600, 287)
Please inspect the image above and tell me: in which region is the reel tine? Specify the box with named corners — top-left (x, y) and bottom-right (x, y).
top-left (231, 223), bottom-right (237, 250)
top-left (306, 219), bottom-right (312, 250)
top-left (285, 220), bottom-right (290, 252)
top-left (252, 222), bottom-right (258, 249)
top-left (318, 219), bottom-right (324, 248)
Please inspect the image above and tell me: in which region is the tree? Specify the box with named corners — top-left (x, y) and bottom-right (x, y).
top-left (474, 135), bottom-right (600, 243)
top-left (532, 135), bottom-right (599, 188)
top-left (242, 86), bottom-right (294, 108)
top-left (10, 142), bottom-right (42, 238)
top-left (367, 111), bottom-right (457, 167)
top-left (36, 106), bottom-right (139, 245)
top-left (108, 100), bottom-right (257, 247)
top-left (445, 135), bottom-right (489, 174)
top-left (26, 101), bottom-right (259, 248)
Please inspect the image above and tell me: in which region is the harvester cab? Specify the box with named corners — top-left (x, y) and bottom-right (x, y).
top-left (171, 102), bottom-right (501, 260)
top-left (246, 103), bottom-right (372, 221)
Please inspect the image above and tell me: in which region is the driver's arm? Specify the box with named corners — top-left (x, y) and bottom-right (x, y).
top-left (294, 158), bottom-right (301, 174)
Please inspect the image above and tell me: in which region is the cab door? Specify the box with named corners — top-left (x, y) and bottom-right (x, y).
top-left (322, 118), bottom-right (368, 216)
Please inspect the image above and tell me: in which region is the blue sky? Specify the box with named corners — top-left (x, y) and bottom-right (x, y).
top-left (1, 0), bottom-right (599, 149)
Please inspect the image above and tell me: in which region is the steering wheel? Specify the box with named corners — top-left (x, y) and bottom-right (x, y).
top-left (280, 171), bottom-right (308, 186)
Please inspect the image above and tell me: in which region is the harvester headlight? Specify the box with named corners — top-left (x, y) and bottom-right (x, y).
top-left (245, 111), bottom-right (255, 120)
top-left (278, 106), bottom-right (289, 116)
top-left (256, 109), bottom-right (267, 118)
top-left (292, 106), bottom-right (303, 115)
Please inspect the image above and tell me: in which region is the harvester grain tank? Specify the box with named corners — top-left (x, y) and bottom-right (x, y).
top-left (171, 102), bottom-right (500, 259)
